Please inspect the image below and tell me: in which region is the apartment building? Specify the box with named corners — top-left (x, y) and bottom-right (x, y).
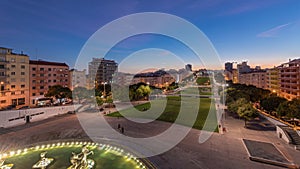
top-left (0, 47), bottom-right (30, 109)
top-left (132, 70), bottom-right (176, 88)
top-left (238, 70), bottom-right (267, 89)
top-left (278, 59), bottom-right (300, 100)
top-left (70, 69), bottom-right (87, 90)
top-left (266, 67), bottom-right (279, 94)
top-left (29, 60), bottom-right (70, 106)
top-left (87, 58), bottom-right (118, 88)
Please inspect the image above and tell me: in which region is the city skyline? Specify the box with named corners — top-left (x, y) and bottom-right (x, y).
top-left (1, 0), bottom-right (300, 72)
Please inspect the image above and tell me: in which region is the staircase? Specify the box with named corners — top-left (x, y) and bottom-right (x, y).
top-left (282, 127), bottom-right (300, 145)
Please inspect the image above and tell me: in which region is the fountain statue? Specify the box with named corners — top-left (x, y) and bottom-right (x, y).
top-left (32, 152), bottom-right (54, 169)
top-left (68, 145), bottom-right (95, 169)
top-left (0, 159), bottom-right (14, 169)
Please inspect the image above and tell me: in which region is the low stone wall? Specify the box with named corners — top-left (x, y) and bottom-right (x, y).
top-left (0, 104), bottom-right (81, 128)
top-left (276, 126), bottom-right (291, 144)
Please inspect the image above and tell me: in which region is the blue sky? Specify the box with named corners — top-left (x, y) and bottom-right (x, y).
top-left (1, 0), bottom-right (300, 72)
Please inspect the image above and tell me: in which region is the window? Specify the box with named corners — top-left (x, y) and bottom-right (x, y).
top-left (21, 78), bottom-right (25, 82)
top-left (0, 100), bottom-right (6, 104)
top-left (32, 67), bottom-right (36, 71)
top-left (12, 99), bottom-right (17, 105)
top-left (48, 68), bottom-right (52, 71)
top-left (11, 58), bottom-right (16, 62)
top-left (48, 74), bottom-right (51, 77)
top-left (53, 74), bottom-right (56, 76)
top-left (11, 65), bottom-right (16, 68)
top-left (48, 80), bottom-right (51, 82)
top-left (21, 72), bottom-right (25, 75)
top-left (21, 85), bottom-right (25, 88)
top-left (0, 72), bottom-right (5, 76)
top-left (40, 86), bottom-right (44, 89)
top-left (40, 74), bottom-right (44, 77)
top-left (48, 86), bottom-right (51, 89)
top-left (32, 80), bottom-right (36, 83)
top-left (32, 74), bottom-right (36, 77)
top-left (0, 65), bottom-right (4, 69)
top-left (40, 92), bottom-right (44, 95)
top-left (11, 72), bottom-right (15, 75)
top-left (32, 99), bottom-right (35, 104)
top-left (40, 80), bottom-right (44, 83)
top-left (20, 58), bottom-right (25, 63)
top-left (21, 91), bottom-right (25, 94)
top-left (11, 85), bottom-right (15, 89)
top-left (11, 92), bottom-right (15, 95)
top-left (40, 68), bottom-right (44, 71)
top-left (32, 86), bottom-right (36, 90)
top-left (18, 98), bottom-right (25, 105)
top-left (32, 93), bottom-right (36, 96)
top-left (53, 80), bottom-right (56, 82)
top-left (21, 65), bottom-right (25, 69)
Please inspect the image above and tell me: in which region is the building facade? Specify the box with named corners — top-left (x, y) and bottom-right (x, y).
top-left (185, 64), bottom-right (192, 72)
top-left (132, 70), bottom-right (176, 88)
top-left (266, 68), bottom-right (279, 94)
top-left (29, 60), bottom-right (70, 106)
top-left (238, 70), bottom-right (267, 89)
top-left (88, 58), bottom-right (118, 88)
top-left (70, 69), bottom-right (87, 90)
top-left (0, 47), bottom-right (30, 109)
top-left (278, 59), bottom-right (300, 100)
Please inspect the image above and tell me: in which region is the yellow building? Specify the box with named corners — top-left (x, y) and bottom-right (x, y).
top-left (266, 67), bottom-right (279, 94)
top-left (0, 47), bottom-right (30, 109)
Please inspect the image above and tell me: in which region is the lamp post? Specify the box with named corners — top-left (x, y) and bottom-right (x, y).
top-left (101, 82), bottom-right (107, 98)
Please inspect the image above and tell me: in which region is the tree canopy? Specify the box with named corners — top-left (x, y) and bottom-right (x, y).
top-left (45, 85), bottom-right (72, 100)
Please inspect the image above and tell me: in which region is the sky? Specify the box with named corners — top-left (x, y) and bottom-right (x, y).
top-left (1, 0), bottom-right (300, 72)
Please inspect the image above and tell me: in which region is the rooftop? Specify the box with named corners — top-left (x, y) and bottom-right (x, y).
top-left (30, 60), bottom-right (69, 67)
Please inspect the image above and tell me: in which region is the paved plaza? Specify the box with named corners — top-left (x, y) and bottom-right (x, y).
top-left (0, 110), bottom-right (299, 168)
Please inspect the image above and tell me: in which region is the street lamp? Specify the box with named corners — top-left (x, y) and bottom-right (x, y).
top-left (101, 82), bottom-right (107, 98)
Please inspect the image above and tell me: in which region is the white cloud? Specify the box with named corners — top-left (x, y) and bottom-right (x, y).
top-left (257, 23), bottom-right (291, 38)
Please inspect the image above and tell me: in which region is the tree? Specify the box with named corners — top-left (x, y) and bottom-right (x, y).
top-left (95, 96), bottom-right (103, 106)
top-left (227, 98), bottom-right (248, 113)
top-left (277, 101), bottom-right (290, 118)
top-left (45, 85), bottom-right (72, 104)
top-left (260, 96), bottom-right (287, 113)
top-left (237, 103), bottom-right (258, 126)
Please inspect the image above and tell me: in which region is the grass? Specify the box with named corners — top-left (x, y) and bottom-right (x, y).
top-left (107, 96), bottom-right (218, 132)
top-left (178, 87), bottom-right (212, 95)
top-left (196, 77), bottom-right (210, 85)
top-left (5, 145), bottom-right (139, 169)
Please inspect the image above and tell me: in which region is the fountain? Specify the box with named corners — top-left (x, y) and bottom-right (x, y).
top-left (68, 145), bottom-right (95, 169)
top-left (0, 159), bottom-right (13, 169)
top-left (0, 141), bottom-right (150, 169)
top-left (32, 152), bottom-right (54, 169)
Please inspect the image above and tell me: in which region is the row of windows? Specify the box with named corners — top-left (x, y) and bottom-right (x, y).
top-left (32, 67), bottom-right (68, 71)
top-left (11, 72), bottom-right (26, 75)
top-left (32, 74), bottom-right (68, 77)
top-left (11, 85), bottom-right (26, 88)
top-left (11, 91), bottom-right (25, 95)
top-left (0, 64), bottom-right (26, 69)
top-left (32, 79), bottom-right (68, 83)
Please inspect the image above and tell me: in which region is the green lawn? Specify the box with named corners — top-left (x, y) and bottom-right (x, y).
top-left (178, 87), bottom-right (212, 95)
top-left (196, 77), bottom-right (211, 85)
top-left (108, 96), bottom-right (218, 131)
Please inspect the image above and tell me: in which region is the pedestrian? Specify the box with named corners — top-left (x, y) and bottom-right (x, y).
top-left (121, 127), bottom-right (124, 134)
